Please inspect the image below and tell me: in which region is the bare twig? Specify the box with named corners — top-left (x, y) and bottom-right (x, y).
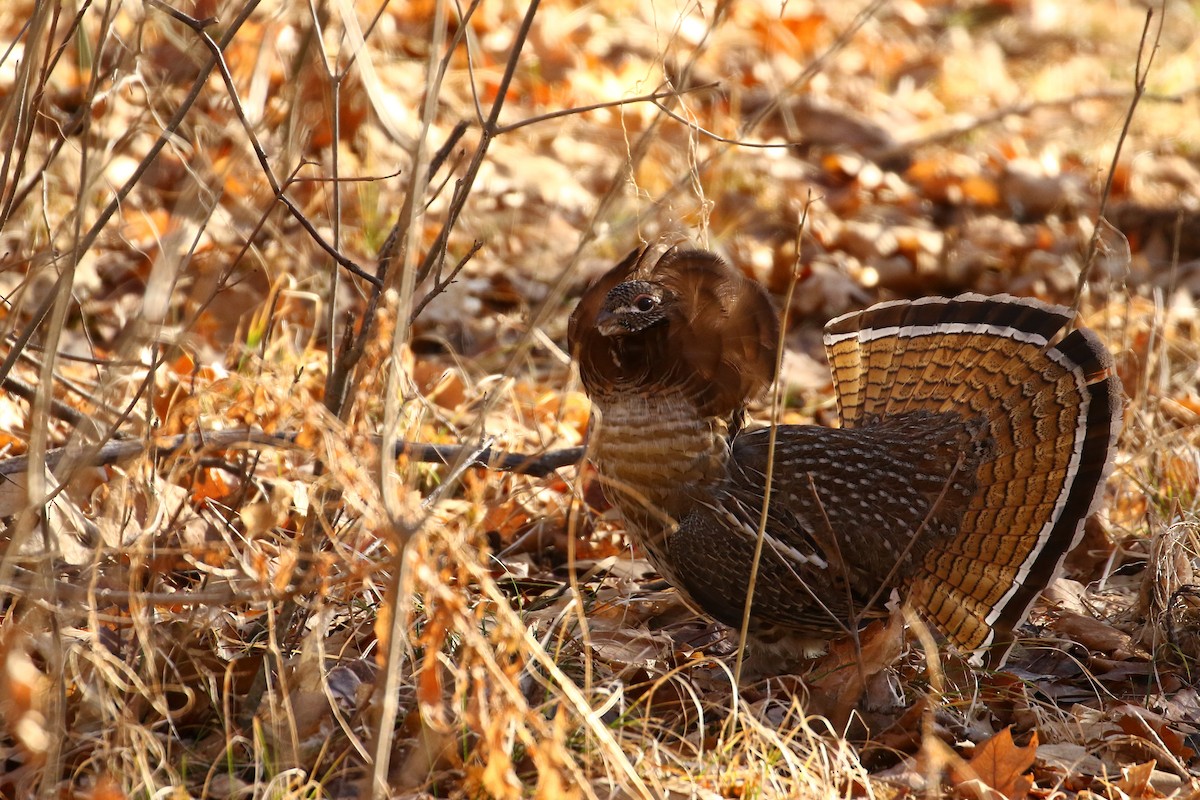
top-left (408, 240), bottom-right (484, 323)
top-left (0, 0), bottom-right (265, 419)
top-left (618, 0), bottom-right (886, 246)
top-left (1, 567), bottom-right (309, 606)
top-left (147, 0), bottom-right (380, 287)
top-left (1072, 5), bottom-right (1164, 314)
top-left (0, 374), bottom-right (93, 430)
top-left (343, 6), bottom-right (578, 788)
top-left (732, 201), bottom-right (810, 688)
top-left (0, 428), bottom-right (584, 480)
top-left (376, 120), bottom-right (470, 275)
top-left (0, 2), bottom-right (93, 224)
top-left (739, 0), bottom-right (887, 143)
top-left (321, 118), bottom-right (471, 416)
top-left (650, 98), bottom-right (797, 150)
top-left (493, 82), bottom-right (722, 136)
top-left (0, 4), bottom-right (57, 227)
top-left (411, 1), bottom-right (544, 290)
top-left (907, 86), bottom-right (1185, 152)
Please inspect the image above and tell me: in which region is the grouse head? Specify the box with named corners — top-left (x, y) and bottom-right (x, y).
top-left (569, 248), bottom-right (780, 419)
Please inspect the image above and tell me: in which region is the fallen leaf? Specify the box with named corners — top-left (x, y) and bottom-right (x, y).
top-left (1116, 760), bottom-right (1158, 799)
top-left (951, 727), bottom-right (1038, 800)
top-left (802, 613), bottom-right (904, 727)
top-left (1050, 611), bottom-right (1149, 660)
top-left (1112, 704), bottom-right (1195, 762)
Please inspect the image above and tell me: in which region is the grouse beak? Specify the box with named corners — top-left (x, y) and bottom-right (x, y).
top-left (595, 309), bottom-right (623, 337)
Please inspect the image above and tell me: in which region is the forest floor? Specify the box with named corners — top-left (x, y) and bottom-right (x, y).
top-left (0, 0), bottom-right (1198, 797)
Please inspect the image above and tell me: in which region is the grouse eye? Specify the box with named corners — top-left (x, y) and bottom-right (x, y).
top-left (633, 294), bottom-right (657, 312)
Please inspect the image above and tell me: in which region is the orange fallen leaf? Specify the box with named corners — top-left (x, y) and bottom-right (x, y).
top-left (951, 727), bottom-right (1038, 800)
top-left (1116, 760), bottom-right (1158, 799)
top-left (802, 613), bottom-right (904, 727)
top-left (1113, 704), bottom-right (1195, 762)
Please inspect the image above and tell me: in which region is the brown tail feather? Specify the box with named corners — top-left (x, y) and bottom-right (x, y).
top-left (825, 294), bottom-right (1122, 665)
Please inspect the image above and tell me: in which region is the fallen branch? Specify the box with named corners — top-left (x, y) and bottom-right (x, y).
top-left (0, 428), bottom-right (586, 479)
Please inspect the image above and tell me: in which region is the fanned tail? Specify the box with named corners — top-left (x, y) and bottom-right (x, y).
top-left (824, 294), bottom-right (1122, 666)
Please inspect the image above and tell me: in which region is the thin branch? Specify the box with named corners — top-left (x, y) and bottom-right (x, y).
top-left (907, 86), bottom-right (1184, 152)
top-left (1, 2), bottom-right (93, 223)
top-left (1072, 5), bottom-right (1164, 314)
top-left (412, 0), bottom-right (543, 289)
top-left (0, 0), bottom-right (265, 412)
top-left (147, 0), bottom-right (381, 288)
top-left (0, 569), bottom-right (302, 607)
top-left (617, 0), bottom-right (886, 252)
top-left (650, 97), bottom-right (797, 150)
top-left (322, 105), bottom-right (472, 420)
top-left (408, 240), bottom-right (483, 323)
top-left (0, 428), bottom-right (585, 479)
top-left (739, 0), bottom-right (886, 139)
top-left (492, 82), bottom-right (722, 136)
top-left (0, 374), bottom-right (93, 430)
top-left (0, 3), bottom-right (58, 226)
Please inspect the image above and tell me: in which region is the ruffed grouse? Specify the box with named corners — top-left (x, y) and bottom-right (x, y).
top-left (569, 247), bottom-right (1122, 667)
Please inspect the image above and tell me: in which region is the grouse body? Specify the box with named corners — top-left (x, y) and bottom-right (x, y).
top-left (568, 247), bottom-right (1122, 667)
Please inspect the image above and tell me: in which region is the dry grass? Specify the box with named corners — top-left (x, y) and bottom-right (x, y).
top-left (1, 0), bottom-right (1198, 797)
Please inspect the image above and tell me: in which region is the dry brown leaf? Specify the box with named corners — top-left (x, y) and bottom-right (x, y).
top-left (239, 502), bottom-right (275, 538)
top-left (802, 613), bottom-right (904, 726)
top-left (751, 11), bottom-right (829, 56)
top-left (413, 360), bottom-right (468, 410)
top-left (951, 727), bottom-right (1037, 800)
top-left (531, 706), bottom-right (584, 800)
top-left (481, 497), bottom-right (535, 541)
top-left (1112, 704), bottom-right (1196, 762)
top-left (191, 467), bottom-right (232, 504)
top-left (86, 774), bottom-right (130, 800)
top-left (474, 728), bottom-right (521, 800)
top-left (1050, 611), bottom-right (1149, 660)
top-left (1116, 760), bottom-right (1159, 798)
top-left (586, 624), bottom-right (672, 671)
top-left (535, 390), bottom-right (591, 444)
top-left (1036, 742), bottom-right (1105, 783)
